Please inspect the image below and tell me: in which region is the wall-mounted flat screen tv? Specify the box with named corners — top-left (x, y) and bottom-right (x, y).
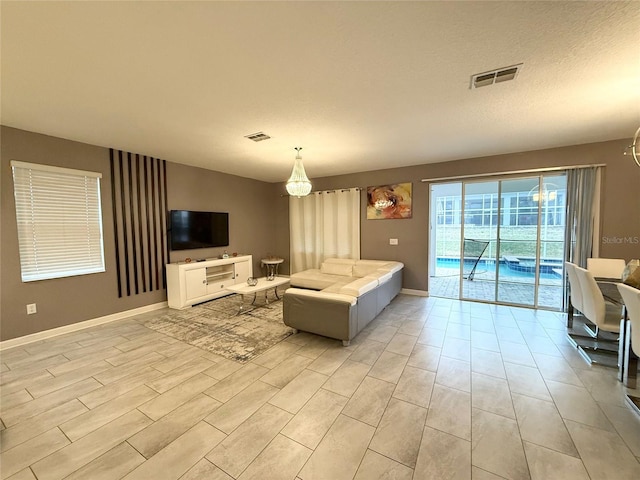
top-left (169, 210), bottom-right (229, 251)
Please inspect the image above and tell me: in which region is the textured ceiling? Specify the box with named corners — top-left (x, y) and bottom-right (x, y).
top-left (2, 1), bottom-right (639, 182)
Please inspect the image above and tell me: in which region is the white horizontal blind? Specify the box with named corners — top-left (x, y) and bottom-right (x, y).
top-left (11, 161), bottom-right (105, 282)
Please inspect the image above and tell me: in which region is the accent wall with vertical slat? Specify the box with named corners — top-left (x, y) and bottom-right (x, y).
top-left (110, 149), bottom-right (168, 297)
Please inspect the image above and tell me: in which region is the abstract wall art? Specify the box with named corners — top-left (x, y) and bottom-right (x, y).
top-left (366, 182), bottom-right (412, 219)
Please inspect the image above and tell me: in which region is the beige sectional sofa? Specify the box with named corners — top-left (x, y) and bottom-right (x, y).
top-left (283, 258), bottom-right (404, 346)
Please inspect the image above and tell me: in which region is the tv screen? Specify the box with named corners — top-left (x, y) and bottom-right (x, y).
top-left (169, 210), bottom-right (229, 251)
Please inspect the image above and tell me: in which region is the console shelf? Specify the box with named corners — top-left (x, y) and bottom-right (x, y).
top-left (166, 255), bottom-right (253, 309)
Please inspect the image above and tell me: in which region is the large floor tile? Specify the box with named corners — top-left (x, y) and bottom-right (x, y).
top-left (566, 419), bottom-right (640, 479)
top-left (298, 414), bottom-right (375, 480)
top-left (61, 385), bottom-right (158, 441)
top-left (31, 410), bottom-right (152, 480)
top-left (435, 356), bottom-right (471, 392)
top-left (268, 369), bottom-right (328, 414)
top-left (385, 333), bottom-right (418, 356)
top-left (368, 351), bottom-right (408, 384)
top-left (471, 409), bottom-right (530, 480)
top-left (259, 354), bottom-right (313, 389)
top-left (504, 362), bottom-right (552, 401)
top-left (138, 373), bottom-right (217, 420)
top-left (129, 393), bottom-right (222, 458)
top-left (353, 449), bottom-right (413, 480)
top-left (206, 404), bottom-right (292, 478)
top-left (238, 434), bottom-right (312, 480)
top-left (322, 360), bottom-right (371, 397)
top-left (0, 428), bottom-right (70, 479)
top-left (342, 376), bottom-right (395, 427)
top-left (413, 426), bottom-right (471, 480)
top-left (426, 384), bottom-right (471, 441)
top-left (393, 365), bottom-right (435, 408)
top-left (471, 348), bottom-right (506, 379)
top-left (204, 380), bottom-right (277, 434)
top-left (281, 389), bottom-right (348, 449)
top-left (369, 398), bottom-right (427, 467)
top-left (64, 442), bottom-right (145, 480)
top-left (407, 343), bottom-right (441, 372)
top-left (123, 421), bottom-right (226, 480)
top-left (512, 393), bottom-right (578, 458)
top-left (523, 442), bottom-right (589, 480)
top-left (0, 399), bottom-right (87, 453)
top-left (471, 372), bottom-right (515, 419)
top-left (545, 380), bottom-right (614, 431)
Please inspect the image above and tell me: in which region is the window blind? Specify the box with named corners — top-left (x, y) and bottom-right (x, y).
top-left (11, 161), bottom-right (106, 282)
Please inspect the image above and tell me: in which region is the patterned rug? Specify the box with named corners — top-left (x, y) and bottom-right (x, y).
top-left (145, 293), bottom-right (294, 363)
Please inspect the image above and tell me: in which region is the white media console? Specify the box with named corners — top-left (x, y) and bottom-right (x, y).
top-left (166, 255), bottom-right (253, 309)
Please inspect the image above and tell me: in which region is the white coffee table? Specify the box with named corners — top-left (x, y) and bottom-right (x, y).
top-left (225, 276), bottom-right (290, 315)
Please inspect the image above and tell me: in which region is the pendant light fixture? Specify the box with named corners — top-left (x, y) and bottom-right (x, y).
top-left (286, 147), bottom-right (312, 197)
top-left (624, 126), bottom-right (640, 168)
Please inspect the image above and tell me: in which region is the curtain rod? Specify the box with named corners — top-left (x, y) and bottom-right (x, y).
top-left (420, 163), bottom-right (606, 183)
top-left (282, 187), bottom-right (363, 197)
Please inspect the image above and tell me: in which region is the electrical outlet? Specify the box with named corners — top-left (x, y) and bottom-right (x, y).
top-left (26, 303), bottom-right (37, 315)
top-left (389, 238), bottom-right (399, 245)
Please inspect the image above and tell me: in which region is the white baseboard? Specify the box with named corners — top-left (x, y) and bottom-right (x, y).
top-left (401, 288), bottom-right (429, 297)
top-left (0, 302), bottom-right (168, 351)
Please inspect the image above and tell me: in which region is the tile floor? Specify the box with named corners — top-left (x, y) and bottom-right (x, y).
top-left (1, 294), bottom-right (640, 480)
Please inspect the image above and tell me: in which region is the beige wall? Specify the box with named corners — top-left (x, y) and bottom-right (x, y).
top-left (2, 126), bottom-right (638, 341)
top-left (276, 138), bottom-right (640, 292)
top-left (1, 127), bottom-right (280, 341)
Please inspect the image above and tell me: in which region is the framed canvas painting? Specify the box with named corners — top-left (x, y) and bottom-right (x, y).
top-left (366, 182), bottom-right (412, 219)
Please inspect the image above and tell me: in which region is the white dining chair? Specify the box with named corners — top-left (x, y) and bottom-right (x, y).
top-left (618, 283), bottom-right (640, 357)
top-left (587, 258), bottom-right (626, 280)
top-left (565, 262), bottom-right (584, 317)
top-left (574, 265), bottom-right (622, 338)
top-left (617, 283), bottom-right (640, 407)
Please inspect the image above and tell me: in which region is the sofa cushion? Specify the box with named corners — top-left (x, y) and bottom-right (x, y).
top-left (377, 262), bottom-right (404, 274)
top-left (353, 260), bottom-right (403, 277)
top-left (290, 269), bottom-right (346, 290)
top-left (323, 258), bottom-right (357, 266)
top-left (284, 287), bottom-right (357, 306)
top-left (371, 270), bottom-right (393, 283)
top-left (339, 277), bottom-right (379, 297)
top-left (322, 277), bottom-right (355, 294)
top-left (320, 262), bottom-right (354, 276)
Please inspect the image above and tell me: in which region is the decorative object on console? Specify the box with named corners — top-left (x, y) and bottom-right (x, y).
top-left (222, 251), bottom-right (229, 259)
top-left (366, 182), bottom-right (412, 219)
top-left (247, 277), bottom-right (258, 286)
top-left (286, 147), bottom-right (312, 197)
top-left (624, 126), bottom-right (640, 167)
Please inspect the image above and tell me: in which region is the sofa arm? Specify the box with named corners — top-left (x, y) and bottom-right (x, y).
top-left (283, 288), bottom-right (358, 342)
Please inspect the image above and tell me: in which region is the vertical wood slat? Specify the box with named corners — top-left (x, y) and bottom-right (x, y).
top-left (110, 150), bottom-right (167, 297)
top-left (109, 149), bottom-right (122, 298)
top-left (160, 159), bottom-right (169, 288)
top-left (127, 152), bottom-right (139, 295)
top-left (135, 154), bottom-right (147, 293)
top-left (118, 150), bottom-right (131, 297)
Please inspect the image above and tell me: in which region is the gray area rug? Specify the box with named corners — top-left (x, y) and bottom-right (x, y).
top-left (145, 293), bottom-right (294, 363)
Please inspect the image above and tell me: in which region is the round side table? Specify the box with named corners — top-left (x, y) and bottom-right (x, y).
top-left (261, 258), bottom-right (284, 280)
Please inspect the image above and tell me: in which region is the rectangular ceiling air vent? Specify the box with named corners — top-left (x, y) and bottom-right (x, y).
top-left (471, 63), bottom-right (523, 89)
top-left (245, 132), bottom-right (271, 142)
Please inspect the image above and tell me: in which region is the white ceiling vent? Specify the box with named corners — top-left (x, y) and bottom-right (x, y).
top-left (245, 132), bottom-right (271, 142)
top-left (471, 64), bottom-right (523, 89)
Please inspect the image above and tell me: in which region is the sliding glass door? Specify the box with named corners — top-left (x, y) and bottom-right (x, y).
top-left (429, 174), bottom-right (566, 309)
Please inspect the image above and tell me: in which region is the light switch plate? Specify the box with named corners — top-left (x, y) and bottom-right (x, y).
top-left (389, 238), bottom-right (399, 245)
